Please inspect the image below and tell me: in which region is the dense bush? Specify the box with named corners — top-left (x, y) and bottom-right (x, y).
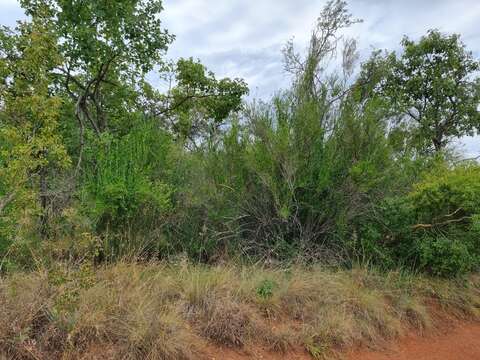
top-left (80, 123), bottom-right (175, 259)
top-left (357, 164), bottom-right (480, 276)
top-left (0, 0), bottom-right (479, 278)
top-left (409, 165), bottom-right (480, 276)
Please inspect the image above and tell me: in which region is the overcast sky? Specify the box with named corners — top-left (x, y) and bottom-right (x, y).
top-left (0, 0), bottom-right (479, 156)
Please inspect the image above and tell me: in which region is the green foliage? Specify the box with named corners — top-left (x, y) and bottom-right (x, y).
top-left (409, 164), bottom-right (480, 276)
top-left (0, 19), bottom-right (70, 187)
top-left (167, 87), bottom-right (403, 263)
top-left (357, 164), bottom-right (480, 277)
top-left (410, 164), bottom-right (480, 220)
top-left (21, 0), bottom-right (174, 74)
top-left (256, 279), bottom-right (278, 300)
top-left (365, 30), bottom-right (480, 153)
top-left (1, 0), bottom-right (479, 279)
top-left (163, 58), bottom-right (249, 141)
top-left (0, 17), bottom-right (70, 261)
top-left (82, 123), bottom-right (174, 258)
top-left (417, 235), bottom-right (476, 277)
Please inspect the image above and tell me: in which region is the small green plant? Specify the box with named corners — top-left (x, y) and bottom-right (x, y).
top-left (49, 262), bottom-right (96, 314)
top-left (305, 339), bottom-right (330, 360)
top-left (256, 279), bottom-right (278, 300)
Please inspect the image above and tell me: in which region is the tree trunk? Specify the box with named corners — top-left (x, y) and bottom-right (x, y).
top-left (432, 134), bottom-right (444, 152)
top-left (39, 167), bottom-right (49, 239)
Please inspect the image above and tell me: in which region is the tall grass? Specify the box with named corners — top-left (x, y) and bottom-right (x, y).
top-left (1, 262), bottom-right (479, 359)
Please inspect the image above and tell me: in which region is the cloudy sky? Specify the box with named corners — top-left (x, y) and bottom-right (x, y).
top-left (1, 0), bottom-right (479, 156)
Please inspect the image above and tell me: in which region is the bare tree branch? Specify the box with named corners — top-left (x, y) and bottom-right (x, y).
top-left (0, 191), bottom-right (16, 214)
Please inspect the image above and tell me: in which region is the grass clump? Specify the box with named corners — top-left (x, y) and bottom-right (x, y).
top-left (0, 262), bottom-right (479, 359)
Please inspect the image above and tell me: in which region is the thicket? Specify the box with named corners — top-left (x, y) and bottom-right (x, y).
top-left (0, 0), bottom-right (479, 277)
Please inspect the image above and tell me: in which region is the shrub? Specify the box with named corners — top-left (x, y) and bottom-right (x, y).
top-left (81, 123), bottom-right (174, 260)
top-left (417, 235), bottom-right (476, 277)
top-left (409, 164), bottom-right (480, 276)
top-left (357, 164), bottom-right (480, 276)
top-left (256, 279), bottom-right (278, 300)
top-left (410, 164), bottom-right (480, 224)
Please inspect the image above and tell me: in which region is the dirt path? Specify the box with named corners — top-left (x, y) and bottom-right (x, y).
top-left (205, 322), bottom-right (480, 360)
top-left (347, 323), bottom-right (480, 360)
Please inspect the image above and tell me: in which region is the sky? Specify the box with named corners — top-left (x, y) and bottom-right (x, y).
top-left (0, 0), bottom-right (479, 156)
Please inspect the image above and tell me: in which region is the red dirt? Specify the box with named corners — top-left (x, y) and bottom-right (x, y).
top-left (202, 345), bottom-right (312, 360)
top-left (83, 344), bottom-right (312, 360)
top-left (346, 322), bottom-right (480, 360)
top-left (203, 322), bottom-right (480, 360)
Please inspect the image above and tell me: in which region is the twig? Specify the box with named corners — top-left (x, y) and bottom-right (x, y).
top-left (0, 191), bottom-right (16, 214)
top-left (412, 216), bottom-right (471, 231)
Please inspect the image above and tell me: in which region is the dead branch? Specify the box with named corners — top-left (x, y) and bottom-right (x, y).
top-left (0, 191), bottom-right (16, 214)
top-left (412, 216), bottom-right (471, 231)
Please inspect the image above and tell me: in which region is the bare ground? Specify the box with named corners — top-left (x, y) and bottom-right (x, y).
top-left (346, 322), bottom-right (480, 360)
top-left (202, 321), bottom-right (480, 360)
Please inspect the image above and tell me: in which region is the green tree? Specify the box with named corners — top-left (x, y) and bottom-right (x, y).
top-left (21, 0), bottom-right (174, 170)
top-left (283, 0), bottom-right (361, 102)
top-left (154, 58), bottom-right (248, 145)
top-left (0, 18), bottom-right (70, 236)
top-left (366, 30), bottom-right (480, 153)
top-left (19, 0), bottom-right (247, 163)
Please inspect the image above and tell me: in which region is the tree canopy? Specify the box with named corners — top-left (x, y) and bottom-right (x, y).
top-left (0, 0), bottom-right (479, 279)
top-left (364, 30), bottom-right (480, 153)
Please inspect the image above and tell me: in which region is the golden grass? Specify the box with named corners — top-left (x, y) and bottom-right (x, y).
top-left (0, 262), bottom-right (479, 359)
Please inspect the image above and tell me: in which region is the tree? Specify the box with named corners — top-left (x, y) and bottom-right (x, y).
top-left (21, 0), bottom-right (175, 170)
top-left (282, 0), bottom-right (362, 140)
top-left (369, 30), bottom-right (480, 153)
top-left (0, 18), bottom-right (70, 233)
top-left (283, 0), bottom-right (361, 102)
top-left (19, 0), bottom-right (248, 160)
top-left (151, 58), bottom-right (248, 146)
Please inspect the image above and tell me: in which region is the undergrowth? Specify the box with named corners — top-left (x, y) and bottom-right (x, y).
top-left (0, 262), bottom-right (479, 359)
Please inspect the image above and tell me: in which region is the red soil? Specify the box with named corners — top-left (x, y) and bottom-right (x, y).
top-left (203, 346), bottom-right (311, 360)
top-left (347, 322), bottom-right (480, 360)
top-left (204, 322), bottom-right (480, 360)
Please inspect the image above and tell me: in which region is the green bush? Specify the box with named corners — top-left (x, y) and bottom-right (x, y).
top-left (82, 123), bottom-right (174, 259)
top-left (409, 164), bottom-right (480, 275)
top-left (357, 164), bottom-right (480, 276)
top-left (410, 164), bottom-right (480, 223)
top-left (417, 235), bottom-right (477, 277)
top-left (175, 93), bottom-right (403, 263)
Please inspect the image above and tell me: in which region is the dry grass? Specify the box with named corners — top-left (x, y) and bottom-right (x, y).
top-left (0, 262), bottom-right (479, 359)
